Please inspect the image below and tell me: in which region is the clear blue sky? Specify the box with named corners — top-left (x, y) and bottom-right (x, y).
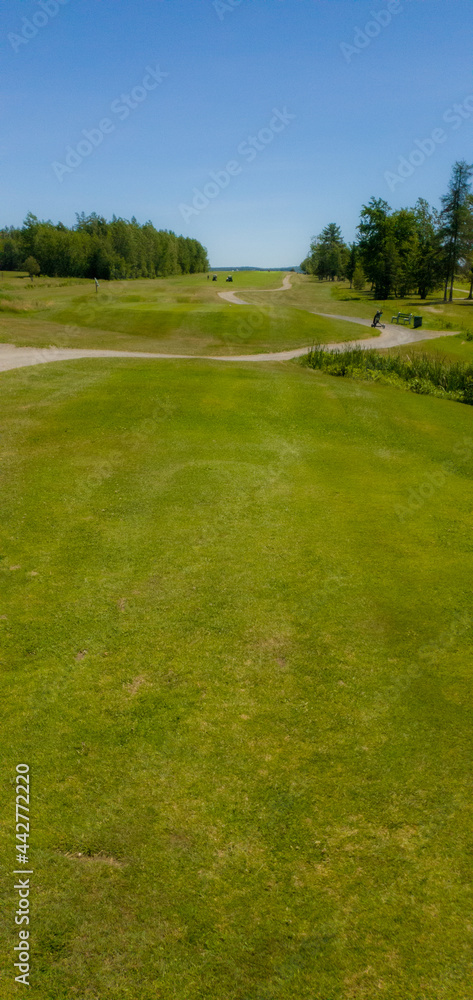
top-left (2, 0), bottom-right (473, 266)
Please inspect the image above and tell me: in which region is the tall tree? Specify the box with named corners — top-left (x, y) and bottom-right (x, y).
top-left (439, 161), bottom-right (473, 302)
top-left (412, 199), bottom-right (443, 300)
top-left (345, 243), bottom-right (358, 288)
top-left (309, 223), bottom-right (347, 281)
top-left (357, 198), bottom-right (396, 299)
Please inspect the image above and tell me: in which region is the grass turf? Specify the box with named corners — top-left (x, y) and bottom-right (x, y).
top-left (392, 332), bottom-right (473, 364)
top-left (3, 271), bottom-right (473, 355)
top-left (0, 273), bottom-right (374, 354)
top-left (1, 358), bottom-right (473, 999)
top-left (250, 276), bottom-right (473, 333)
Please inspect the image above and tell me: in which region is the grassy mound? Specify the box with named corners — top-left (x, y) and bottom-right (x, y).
top-left (41, 301), bottom-right (355, 353)
top-left (0, 271), bottom-right (374, 354)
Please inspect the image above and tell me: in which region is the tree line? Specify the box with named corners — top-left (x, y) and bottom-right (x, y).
top-left (0, 212), bottom-right (209, 280)
top-left (301, 161), bottom-right (473, 301)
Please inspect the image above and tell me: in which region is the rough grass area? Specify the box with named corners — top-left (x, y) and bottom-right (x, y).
top-left (0, 273), bottom-right (373, 355)
top-left (262, 275), bottom-right (473, 334)
top-left (304, 344), bottom-right (473, 404)
top-left (1, 359), bottom-right (473, 999)
top-left (393, 332), bottom-right (473, 364)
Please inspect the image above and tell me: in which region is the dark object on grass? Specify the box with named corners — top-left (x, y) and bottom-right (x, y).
top-left (391, 312), bottom-right (422, 328)
top-left (371, 309), bottom-right (385, 329)
top-left (212, 275), bottom-right (218, 281)
top-left (226, 275), bottom-right (233, 282)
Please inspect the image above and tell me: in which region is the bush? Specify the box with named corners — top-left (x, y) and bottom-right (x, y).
top-left (303, 344), bottom-right (473, 406)
top-left (23, 256), bottom-right (40, 280)
top-left (463, 377), bottom-right (473, 405)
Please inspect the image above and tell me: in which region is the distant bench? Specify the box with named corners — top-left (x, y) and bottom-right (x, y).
top-left (391, 312), bottom-right (423, 329)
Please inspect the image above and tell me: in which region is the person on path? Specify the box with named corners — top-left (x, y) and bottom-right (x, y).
top-left (372, 309), bottom-right (383, 328)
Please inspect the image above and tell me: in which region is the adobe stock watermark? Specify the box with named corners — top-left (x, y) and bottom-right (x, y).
top-left (8, 0), bottom-right (71, 53)
top-left (340, 0), bottom-right (405, 64)
top-left (395, 435), bottom-right (473, 523)
top-left (385, 93), bottom-right (473, 192)
top-left (213, 0), bottom-right (245, 21)
top-left (179, 107), bottom-right (295, 223)
top-left (213, 0), bottom-right (315, 21)
top-left (51, 64), bottom-right (168, 183)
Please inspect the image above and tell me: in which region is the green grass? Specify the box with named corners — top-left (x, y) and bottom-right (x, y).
top-left (304, 343), bottom-right (473, 404)
top-left (1, 358), bottom-right (473, 999)
top-left (392, 333), bottom-right (473, 364)
top-left (262, 275), bottom-right (473, 334)
top-left (3, 271), bottom-right (472, 356)
top-left (0, 272), bottom-right (373, 354)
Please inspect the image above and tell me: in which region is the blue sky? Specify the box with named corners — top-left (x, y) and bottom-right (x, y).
top-left (2, 0), bottom-right (473, 265)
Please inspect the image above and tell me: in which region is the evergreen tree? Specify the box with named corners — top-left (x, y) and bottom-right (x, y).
top-left (412, 198), bottom-right (444, 299)
top-left (308, 223), bottom-right (347, 281)
top-left (345, 244), bottom-right (358, 288)
top-left (439, 161), bottom-right (473, 302)
top-left (352, 262), bottom-right (366, 291)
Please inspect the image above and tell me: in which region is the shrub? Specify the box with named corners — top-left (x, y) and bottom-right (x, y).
top-left (303, 344), bottom-right (473, 406)
top-left (24, 256), bottom-right (40, 280)
top-left (463, 377), bottom-right (473, 405)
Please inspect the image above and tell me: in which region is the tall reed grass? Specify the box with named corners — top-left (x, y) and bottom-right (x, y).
top-left (303, 345), bottom-right (473, 405)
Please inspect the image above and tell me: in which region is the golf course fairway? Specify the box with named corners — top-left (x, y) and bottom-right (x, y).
top-left (1, 356), bottom-right (472, 999)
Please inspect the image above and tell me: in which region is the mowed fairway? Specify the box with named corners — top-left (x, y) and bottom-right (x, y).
top-left (3, 270), bottom-right (473, 361)
top-left (0, 272), bottom-right (373, 355)
top-left (1, 357), bottom-right (473, 999)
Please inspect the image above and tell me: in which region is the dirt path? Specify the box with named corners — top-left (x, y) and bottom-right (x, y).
top-left (217, 290), bottom-right (248, 305)
top-left (0, 342), bottom-right (311, 372)
top-left (217, 271), bottom-right (293, 305)
top-left (0, 318), bottom-right (463, 374)
top-left (0, 276), bottom-right (464, 373)
top-left (308, 311), bottom-right (462, 349)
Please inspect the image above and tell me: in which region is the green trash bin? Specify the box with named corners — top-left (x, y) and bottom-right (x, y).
top-left (413, 316), bottom-right (423, 329)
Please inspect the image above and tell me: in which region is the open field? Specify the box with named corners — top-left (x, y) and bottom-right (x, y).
top-left (0, 272), bottom-right (374, 355)
top-left (1, 357), bottom-right (473, 999)
top-left (242, 276), bottom-right (473, 333)
top-left (2, 271), bottom-right (473, 358)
